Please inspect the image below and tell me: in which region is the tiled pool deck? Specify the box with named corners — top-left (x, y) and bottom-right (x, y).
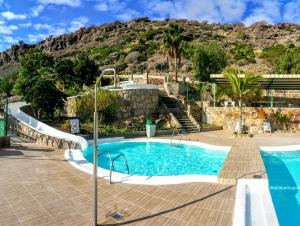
top-left (1, 131), bottom-right (300, 226)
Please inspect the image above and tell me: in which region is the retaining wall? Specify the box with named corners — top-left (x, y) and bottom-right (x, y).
top-left (8, 102), bottom-right (88, 150)
top-left (202, 107), bottom-right (300, 130)
top-left (66, 88), bottom-right (159, 119)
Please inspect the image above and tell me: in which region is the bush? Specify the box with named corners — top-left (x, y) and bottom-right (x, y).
top-left (230, 43), bottom-right (256, 63)
top-left (193, 42), bottom-right (228, 81)
top-left (75, 89), bottom-right (119, 123)
top-left (0, 69), bottom-right (18, 96)
top-left (236, 31), bottom-right (249, 40)
top-left (261, 45), bottom-right (287, 65)
top-left (275, 46), bottom-right (300, 74)
top-left (138, 28), bottom-right (163, 41)
top-left (125, 51), bottom-right (141, 64)
top-left (91, 44), bottom-right (125, 65)
top-left (155, 62), bottom-right (169, 72)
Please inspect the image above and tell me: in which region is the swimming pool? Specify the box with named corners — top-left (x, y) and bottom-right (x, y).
top-left (66, 138), bottom-right (230, 185)
top-left (83, 140), bottom-right (229, 176)
top-left (261, 148), bottom-right (300, 226)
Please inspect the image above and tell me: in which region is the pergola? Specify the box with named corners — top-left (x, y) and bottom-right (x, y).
top-left (210, 74), bottom-right (300, 90)
top-left (210, 74), bottom-right (300, 107)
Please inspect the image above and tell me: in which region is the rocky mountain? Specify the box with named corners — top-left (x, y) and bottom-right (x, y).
top-left (1, 17), bottom-right (300, 76)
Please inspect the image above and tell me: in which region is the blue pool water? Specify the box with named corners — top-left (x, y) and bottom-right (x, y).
top-left (261, 150), bottom-right (300, 226)
top-left (82, 141), bottom-right (229, 176)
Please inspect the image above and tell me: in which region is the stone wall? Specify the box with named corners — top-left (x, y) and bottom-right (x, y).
top-left (66, 88), bottom-right (159, 120)
top-left (202, 107), bottom-right (300, 130)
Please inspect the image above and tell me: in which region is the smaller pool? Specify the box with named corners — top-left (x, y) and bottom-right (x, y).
top-left (261, 149), bottom-right (300, 226)
top-left (82, 140), bottom-right (229, 177)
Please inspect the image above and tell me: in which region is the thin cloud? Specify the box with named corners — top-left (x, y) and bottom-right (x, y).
top-left (1, 11), bottom-right (27, 20)
top-left (95, 3), bottom-right (108, 12)
top-left (38, 0), bottom-right (81, 7)
top-left (68, 17), bottom-right (89, 32)
top-left (30, 5), bottom-right (45, 17)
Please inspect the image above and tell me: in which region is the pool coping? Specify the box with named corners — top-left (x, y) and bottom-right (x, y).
top-left (64, 138), bottom-right (231, 185)
top-left (260, 144), bottom-right (300, 152)
top-left (233, 179), bottom-right (279, 226)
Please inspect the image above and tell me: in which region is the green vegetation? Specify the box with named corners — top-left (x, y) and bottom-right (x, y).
top-left (192, 42), bottom-right (228, 82)
top-left (162, 23), bottom-right (184, 81)
top-left (230, 43), bottom-right (255, 64)
top-left (273, 111), bottom-right (290, 130)
top-left (14, 50), bottom-right (66, 118)
top-left (0, 69), bottom-right (18, 96)
top-left (13, 49), bottom-right (101, 118)
top-left (275, 47), bottom-right (300, 74)
top-left (91, 44), bottom-right (125, 66)
top-left (216, 68), bottom-right (262, 133)
top-left (138, 28), bottom-right (163, 42)
top-left (74, 52), bottom-right (100, 86)
top-left (261, 45), bottom-right (287, 65)
top-left (236, 31), bottom-right (249, 40)
top-left (75, 89), bottom-right (119, 123)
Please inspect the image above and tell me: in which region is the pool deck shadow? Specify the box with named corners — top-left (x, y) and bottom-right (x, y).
top-left (1, 131), bottom-right (300, 225)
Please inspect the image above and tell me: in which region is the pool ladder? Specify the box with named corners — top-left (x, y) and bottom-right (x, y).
top-left (97, 151), bottom-right (129, 184)
top-left (170, 131), bottom-right (188, 146)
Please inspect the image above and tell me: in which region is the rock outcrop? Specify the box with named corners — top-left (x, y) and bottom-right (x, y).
top-left (1, 18), bottom-right (300, 72)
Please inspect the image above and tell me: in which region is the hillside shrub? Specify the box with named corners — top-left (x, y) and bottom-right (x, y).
top-left (275, 47), bottom-right (300, 74)
top-left (230, 43), bottom-right (255, 64)
top-left (261, 45), bottom-right (287, 65)
top-left (75, 89), bottom-right (119, 123)
top-left (193, 42), bottom-right (228, 81)
top-left (92, 44), bottom-right (125, 65)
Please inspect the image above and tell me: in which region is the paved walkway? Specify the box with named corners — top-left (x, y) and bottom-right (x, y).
top-left (1, 132), bottom-right (300, 226)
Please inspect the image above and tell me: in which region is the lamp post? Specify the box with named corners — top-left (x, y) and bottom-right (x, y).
top-left (185, 77), bottom-right (190, 101)
top-left (93, 68), bottom-right (116, 226)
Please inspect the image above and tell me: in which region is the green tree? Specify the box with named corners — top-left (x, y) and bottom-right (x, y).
top-left (162, 23), bottom-right (183, 81)
top-left (217, 68), bottom-right (262, 133)
top-left (54, 58), bottom-right (76, 89)
top-left (193, 43), bottom-right (228, 82)
top-left (30, 78), bottom-right (66, 118)
top-left (74, 52), bottom-right (100, 86)
top-left (14, 49), bottom-right (66, 118)
top-left (0, 72), bottom-right (17, 97)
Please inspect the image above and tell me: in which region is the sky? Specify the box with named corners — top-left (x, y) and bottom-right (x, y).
top-left (0, 0), bottom-right (300, 51)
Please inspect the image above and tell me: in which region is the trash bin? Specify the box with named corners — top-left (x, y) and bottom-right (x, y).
top-left (146, 119), bottom-right (156, 137)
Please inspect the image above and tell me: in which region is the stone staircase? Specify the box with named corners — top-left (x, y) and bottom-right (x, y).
top-left (160, 95), bottom-right (199, 133)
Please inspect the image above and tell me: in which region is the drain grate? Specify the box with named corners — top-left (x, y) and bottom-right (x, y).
top-left (111, 212), bottom-right (123, 221)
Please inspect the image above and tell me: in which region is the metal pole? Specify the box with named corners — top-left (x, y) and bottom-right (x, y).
top-left (92, 68), bottom-right (115, 226)
top-left (186, 82), bottom-right (189, 101)
top-left (93, 83), bottom-right (98, 226)
top-left (213, 84), bottom-right (216, 107)
top-left (5, 98), bottom-right (8, 136)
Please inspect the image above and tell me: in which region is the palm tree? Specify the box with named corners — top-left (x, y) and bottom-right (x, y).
top-left (162, 23), bottom-right (183, 82)
top-left (217, 68), bottom-right (262, 133)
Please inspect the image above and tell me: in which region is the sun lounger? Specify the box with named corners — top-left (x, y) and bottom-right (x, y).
top-left (263, 122), bottom-right (272, 133)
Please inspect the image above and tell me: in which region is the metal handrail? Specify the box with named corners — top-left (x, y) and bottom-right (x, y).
top-left (171, 131), bottom-right (188, 146)
top-left (98, 151), bottom-right (129, 184)
top-left (179, 131), bottom-right (188, 143)
top-left (112, 153), bottom-right (130, 174)
top-left (171, 131), bottom-right (180, 146)
top-left (98, 151), bottom-right (113, 184)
